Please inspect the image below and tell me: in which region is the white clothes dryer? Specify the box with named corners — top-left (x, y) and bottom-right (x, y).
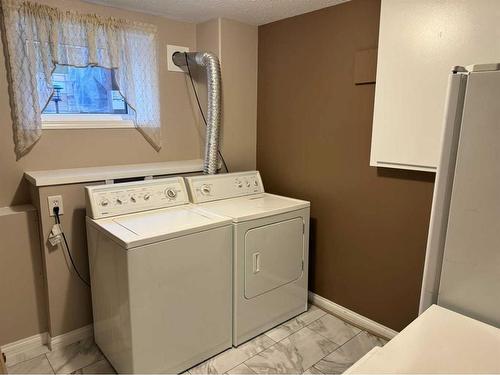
top-left (85, 177), bottom-right (232, 373)
top-left (185, 171), bottom-right (310, 346)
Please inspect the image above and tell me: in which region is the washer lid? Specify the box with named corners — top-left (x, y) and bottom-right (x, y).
top-left (87, 204), bottom-right (231, 249)
top-left (198, 193), bottom-right (310, 222)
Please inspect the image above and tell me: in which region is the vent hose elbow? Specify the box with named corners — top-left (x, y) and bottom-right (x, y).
top-left (173, 51), bottom-right (221, 174)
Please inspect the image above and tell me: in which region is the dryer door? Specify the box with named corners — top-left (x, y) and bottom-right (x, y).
top-left (244, 217), bottom-right (304, 299)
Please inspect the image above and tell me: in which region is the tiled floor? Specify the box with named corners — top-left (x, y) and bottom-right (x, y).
top-left (6, 305), bottom-right (387, 374)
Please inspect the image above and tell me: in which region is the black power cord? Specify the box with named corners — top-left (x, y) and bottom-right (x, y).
top-left (184, 52), bottom-right (229, 173)
top-left (53, 207), bottom-right (90, 287)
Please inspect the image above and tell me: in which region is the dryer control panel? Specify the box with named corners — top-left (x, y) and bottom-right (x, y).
top-left (86, 177), bottom-right (189, 219)
top-left (185, 171), bottom-right (264, 203)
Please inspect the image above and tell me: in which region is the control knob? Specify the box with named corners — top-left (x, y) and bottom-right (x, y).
top-left (100, 198), bottom-right (109, 206)
top-left (165, 188), bottom-right (177, 199)
top-left (200, 184), bottom-right (211, 195)
top-left (144, 193), bottom-right (151, 201)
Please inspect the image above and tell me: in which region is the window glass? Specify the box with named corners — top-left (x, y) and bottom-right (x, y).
top-left (43, 65), bottom-right (128, 114)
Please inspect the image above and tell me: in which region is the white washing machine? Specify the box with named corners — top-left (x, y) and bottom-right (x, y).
top-left (185, 171), bottom-right (310, 346)
top-left (85, 177), bottom-right (233, 374)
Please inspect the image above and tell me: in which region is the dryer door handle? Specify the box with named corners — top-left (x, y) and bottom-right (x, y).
top-left (253, 252), bottom-right (261, 274)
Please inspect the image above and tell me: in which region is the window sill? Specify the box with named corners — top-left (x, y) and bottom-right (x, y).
top-left (41, 114), bottom-right (135, 130)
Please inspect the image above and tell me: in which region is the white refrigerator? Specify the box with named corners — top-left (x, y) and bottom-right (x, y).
top-left (419, 63), bottom-right (500, 327)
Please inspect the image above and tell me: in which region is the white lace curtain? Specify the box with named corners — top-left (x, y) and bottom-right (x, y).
top-left (1, 0), bottom-right (162, 158)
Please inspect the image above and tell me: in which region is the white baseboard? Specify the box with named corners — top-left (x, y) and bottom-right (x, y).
top-left (48, 324), bottom-right (93, 351)
top-left (1, 325), bottom-right (93, 367)
top-left (308, 292), bottom-right (398, 340)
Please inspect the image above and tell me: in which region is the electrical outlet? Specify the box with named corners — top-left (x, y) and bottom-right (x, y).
top-left (167, 44), bottom-right (189, 72)
top-left (48, 195), bottom-right (64, 216)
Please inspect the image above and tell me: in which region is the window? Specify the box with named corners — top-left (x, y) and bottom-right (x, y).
top-left (3, 0), bottom-right (161, 157)
top-left (41, 65), bottom-right (134, 129)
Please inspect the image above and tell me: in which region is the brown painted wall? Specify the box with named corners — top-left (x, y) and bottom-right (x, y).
top-left (257, 0), bottom-right (435, 331)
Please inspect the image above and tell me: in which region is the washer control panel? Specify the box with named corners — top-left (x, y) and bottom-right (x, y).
top-left (86, 177), bottom-right (188, 219)
top-left (185, 171), bottom-right (264, 203)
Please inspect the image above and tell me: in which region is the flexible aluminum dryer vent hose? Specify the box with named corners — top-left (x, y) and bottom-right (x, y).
top-left (172, 51), bottom-right (221, 174)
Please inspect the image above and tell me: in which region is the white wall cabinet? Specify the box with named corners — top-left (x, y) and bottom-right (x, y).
top-left (371, 0), bottom-right (500, 172)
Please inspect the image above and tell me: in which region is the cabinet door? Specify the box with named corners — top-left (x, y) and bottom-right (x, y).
top-left (371, 0), bottom-right (500, 171)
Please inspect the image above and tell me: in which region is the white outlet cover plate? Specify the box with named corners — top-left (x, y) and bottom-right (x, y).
top-left (167, 45), bottom-right (189, 72)
top-left (48, 195), bottom-right (64, 216)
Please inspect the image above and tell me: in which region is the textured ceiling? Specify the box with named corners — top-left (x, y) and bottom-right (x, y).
top-left (84, 0), bottom-right (350, 26)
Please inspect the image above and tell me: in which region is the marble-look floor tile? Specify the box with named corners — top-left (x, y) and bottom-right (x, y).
top-left (190, 334), bottom-right (275, 374)
top-left (303, 366), bottom-right (323, 374)
top-left (7, 354), bottom-right (54, 374)
top-left (245, 327), bottom-right (338, 374)
top-left (308, 314), bottom-right (361, 346)
top-left (313, 331), bottom-right (386, 374)
top-left (265, 305), bottom-right (327, 342)
top-left (226, 363), bottom-right (256, 374)
top-left (72, 358), bottom-right (116, 374)
top-left (46, 338), bottom-right (103, 374)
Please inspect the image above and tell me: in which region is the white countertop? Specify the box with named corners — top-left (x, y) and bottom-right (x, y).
top-left (346, 305), bottom-right (500, 374)
top-left (24, 159), bottom-right (204, 187)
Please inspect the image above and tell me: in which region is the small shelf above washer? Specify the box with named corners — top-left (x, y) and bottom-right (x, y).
top-left (24, 159), bottom-right (204, 187)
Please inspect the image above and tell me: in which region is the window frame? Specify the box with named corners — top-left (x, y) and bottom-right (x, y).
top-left (41, 113), bottom-right (135, 130)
